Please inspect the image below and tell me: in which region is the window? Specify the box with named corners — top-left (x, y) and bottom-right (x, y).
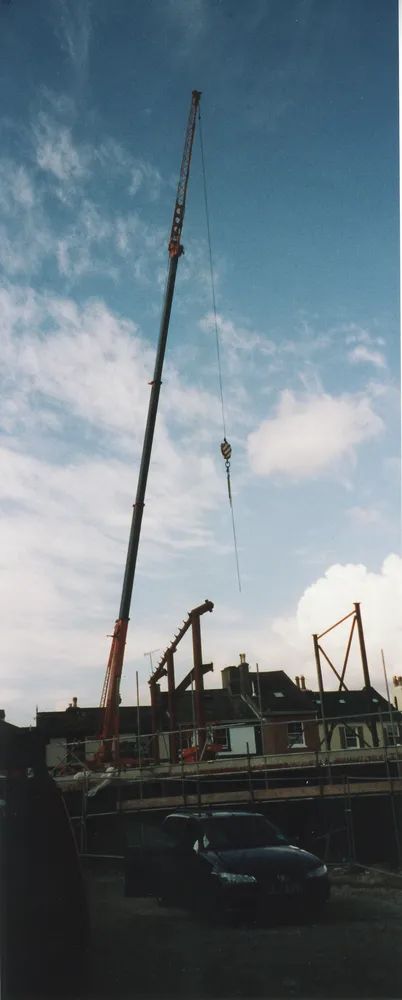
top-left (287, 721), bottom-right (305, 748)
top-left (203, 815), bottom-right (289, 850)
top-left (384, 723), bottom-right (400, 747)
top-left (163, 816), bottom-right (199, 850)
top-left (207, 726), bottom-right (230, 751)
top-left (340, 726), bottom-right (364, 750)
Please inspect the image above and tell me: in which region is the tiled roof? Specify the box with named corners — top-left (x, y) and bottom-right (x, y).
top-left (250, 670), bottom-right (316, 715)
top-left (36, 705), bottom-right (153, 739)
top-left (308, 687), bottom-right (401, 721)
top-left (159, 689), bottom-right (255, 726)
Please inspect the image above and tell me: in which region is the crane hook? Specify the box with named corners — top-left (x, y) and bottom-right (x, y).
top-left (220, 438), bottom-right (232, 504)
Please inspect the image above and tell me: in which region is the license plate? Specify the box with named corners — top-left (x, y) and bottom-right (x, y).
top-left (268, 878), bottom-right (301, 896)
top-left (283, 881), bottom-right (302, 896)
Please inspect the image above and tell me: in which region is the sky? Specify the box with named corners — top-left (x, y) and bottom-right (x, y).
top-left (0, 0), bottom-right (400, 725)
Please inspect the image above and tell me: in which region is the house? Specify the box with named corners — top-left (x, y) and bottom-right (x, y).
top-left (156, 684), bottom-right (258, 761)
top-left (36, 700), bottom-right (153, 769)
top-left (308, 687), bottom-right (402, 751)
top-left (36, 660), bottom-right (402, 771)
top-left (392, 675), bottom-right (402, 711)
top-left (221, 660), bottom-right (319, 754)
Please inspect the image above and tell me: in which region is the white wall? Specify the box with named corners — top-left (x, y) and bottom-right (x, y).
top-left (85, 739), bottom-right (102, 759)
top-left (46, 737), bottom-right (67, 768)
top-left (158, 733), bottom-right (170, 761)
top-left (392, 676), bottom-right (402, 710)
top-left (229, 725), bottom-right (256, 755)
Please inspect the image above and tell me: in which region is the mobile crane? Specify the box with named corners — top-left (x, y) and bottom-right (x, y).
top-left (96, 91), bottom-right (202, 764)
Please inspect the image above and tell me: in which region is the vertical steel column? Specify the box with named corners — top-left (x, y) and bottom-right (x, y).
top-left (313, 634), bottom-right (331, 762)
top-left (354, 603), bottom-right (378, 747)
top-left (166, 651), bottom-right (177, 763)
top-left (191, 611), bottom-right (206, 757)
top-left (150, 681), bottom-right (160, 764)
top-left (382, 648), bottom-right (400, 774)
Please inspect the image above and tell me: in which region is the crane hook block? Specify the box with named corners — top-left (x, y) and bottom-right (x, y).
top-left (221, 439), bottom-right (232, 462)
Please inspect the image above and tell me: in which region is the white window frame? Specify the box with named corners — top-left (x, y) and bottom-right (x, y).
top-left (340, 725), bottom-right (364, 750)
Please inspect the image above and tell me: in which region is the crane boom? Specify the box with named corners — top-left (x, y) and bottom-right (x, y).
top-left (98, 90), bottom-right (202, 762)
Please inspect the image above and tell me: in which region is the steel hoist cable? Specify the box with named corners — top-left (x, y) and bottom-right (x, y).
top-left (198, 108), bottom-right (242, 593)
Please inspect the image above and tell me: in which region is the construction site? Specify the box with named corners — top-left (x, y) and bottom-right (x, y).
top-left (4, 89), bottom-right (400, 869)
top-left (2, 80), bottom-right (401, 1000)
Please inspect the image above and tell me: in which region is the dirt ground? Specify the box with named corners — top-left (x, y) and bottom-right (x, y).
top-left (73, 866), bottom-right (402, 999)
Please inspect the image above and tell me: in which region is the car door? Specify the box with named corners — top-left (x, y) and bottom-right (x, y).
top-left (158, 817), bottom-right (203, 905)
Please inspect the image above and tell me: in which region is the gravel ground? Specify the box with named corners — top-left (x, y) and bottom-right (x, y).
top-left (65, 865), bottom-right (402, 1000)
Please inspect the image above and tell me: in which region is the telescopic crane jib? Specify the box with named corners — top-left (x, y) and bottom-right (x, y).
top-left (97, 90), bottom-right (202, 764)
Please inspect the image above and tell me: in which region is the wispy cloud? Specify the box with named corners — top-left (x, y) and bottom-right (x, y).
top-left (348, 344), bottom-right (386, 369)
top-left (0, 160), bottom-right (35, 210)
top-left (95, 140), bottom-right (163, 202)
top-left (54, 0), bottom-right (91, 81)
top-left (347, 505), bottom-right (383, 526)
top-left (166, 0), bottom-right (207, 48)
top-left (34, 113), bottom-right (89, 187)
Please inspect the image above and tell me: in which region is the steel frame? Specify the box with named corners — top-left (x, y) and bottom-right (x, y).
top-left (149, 600), bottom-right (214, 763)
top-left (313, 602), bottom-right (378, 753)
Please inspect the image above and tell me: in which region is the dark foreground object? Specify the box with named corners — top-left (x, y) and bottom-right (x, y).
top-left (1, 721), bottom-right (89, 997)
top-left (80, 866), bottom-right (402, 1000)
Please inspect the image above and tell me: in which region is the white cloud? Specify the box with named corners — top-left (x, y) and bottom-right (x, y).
top-left (95, 140), bottom-right (163, 201)
top-left (288, 554), bottom-right (402, 689)
top-left (348, 344), bottom-right (386, 369)
top-left (0, 284), bottom-right (226, 722)
top-left (196, 556), bottom-right (402, 708)
top-left (0, 159), bottom-right (53, 277)
top-left (247, 390), bottom-right (384, 479)
top-left (200, 311), bottom-right (275, 357)
top-left (35, 115), bottom-right (88, 184)
top-left (0, 161), bottom-right (35, 210)
top-left (347, 506), bottom-right (383, 526)
top-left (129, 161), bottom-right (162, 201)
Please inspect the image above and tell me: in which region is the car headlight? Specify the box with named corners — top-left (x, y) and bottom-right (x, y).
top-left (306, 864), bottom-right (327, 878)
top-left (215, 871), bottom-right (257, 885)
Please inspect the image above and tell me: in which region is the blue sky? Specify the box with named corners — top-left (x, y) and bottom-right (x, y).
top-left (0, 0), bottom-right (400, 723)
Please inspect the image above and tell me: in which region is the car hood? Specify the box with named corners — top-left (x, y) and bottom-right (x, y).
top-left (205, 844), bottom-right (323, 877)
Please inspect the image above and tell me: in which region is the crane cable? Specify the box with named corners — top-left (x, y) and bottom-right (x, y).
top-left (198, 108), bottom-right (242, 593)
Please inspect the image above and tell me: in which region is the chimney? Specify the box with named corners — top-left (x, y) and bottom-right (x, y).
top-left (222, 666), bottom-right (240, 695)
top-left (72, 697), bottom-right (78, 709)
top-left (295, 676), bottom-right (300, 689)
top-left (300, 676), bottom-right (306, 691)
top-left (238, 654), bottom-right (251, 697)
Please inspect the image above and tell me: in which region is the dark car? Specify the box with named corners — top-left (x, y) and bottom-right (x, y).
top-left (125, 809), bottom-right (330, 918)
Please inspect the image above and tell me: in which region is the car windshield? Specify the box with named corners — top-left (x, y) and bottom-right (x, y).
top-left (202, 815), bottom-right (289, 850)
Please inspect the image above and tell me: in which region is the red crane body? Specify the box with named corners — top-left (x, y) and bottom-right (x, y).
top-left (97, 91), bottom-right (202, 764)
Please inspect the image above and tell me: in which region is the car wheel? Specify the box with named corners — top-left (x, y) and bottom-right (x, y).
top-left (156, 895), bottom-right (170, 907)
